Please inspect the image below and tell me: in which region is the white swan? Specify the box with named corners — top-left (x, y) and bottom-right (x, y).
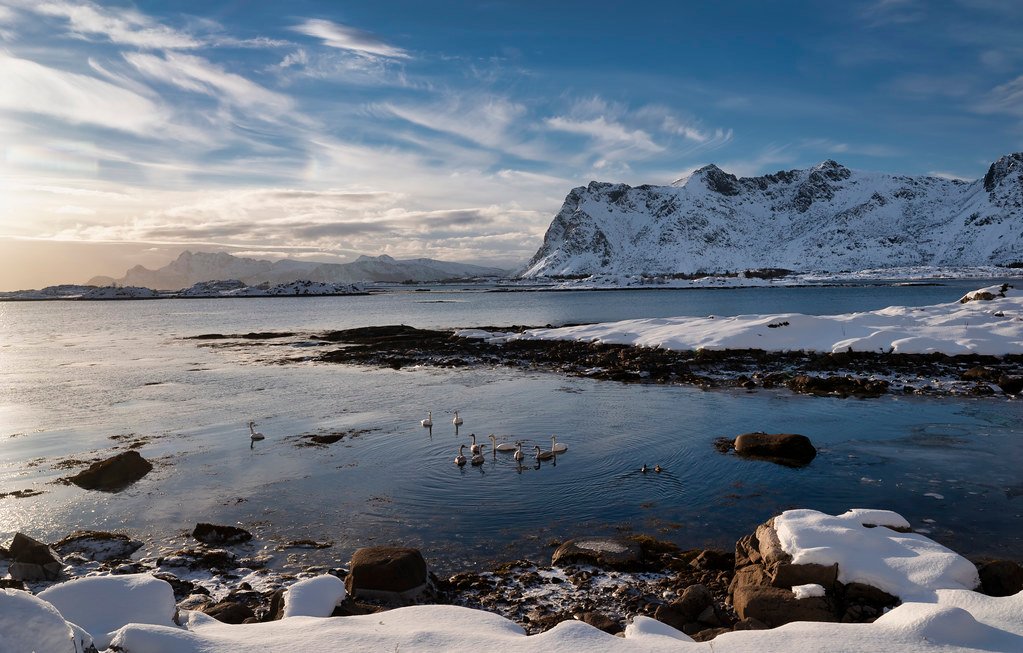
top-left (550, 434), bottom-right (567, 453)
top-left (421, 411), bottom-right (433, 427)
top-left (471, 444), bottom-right (486, 466)
top-left (469, 433), bottom-right (482, 456)
top-left (248, 421), bottom-right (265, 440)
top-left (454, 444), bottom-right (466, 466)
top-left (452, 411), bottom-right (463, 426)
top-left (513, 442), bottom-right (524, 462)
top-left (534, 445), bottom-right (554, 461)
top-left (489, 434), bottom-right (517, 452)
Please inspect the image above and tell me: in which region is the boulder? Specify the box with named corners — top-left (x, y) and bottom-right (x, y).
top-left (54, 530), bottom-right (143, 562)
top-left (203, 600), bottom-right (254, 624)
top-left (672, 584), bottom-right (713, 622)
top-left (192, 523), bottom-right (252, 546)
top-left (729, 519), bottom-right (838, 595)
top-left (997, 375), bottom-right (1023, 396)
top-left (68, 450), bottom-right (152, 491)
top-left (345, 547), bottom-right (428, 601)
top-left (788, 374), bottom-right (888, 398)
top-left (551, 536), bottom-right (643, 569)
top-left (733, 432), bottom-right (817, 466)
top-left (574, 611), bottom-right (622, 635)
top-left (977, 559), bottom-right (1023, 597)
top-left (8, 533), bottom-right (63, 581)
top-left (731, 585), bottom-right (835, 628)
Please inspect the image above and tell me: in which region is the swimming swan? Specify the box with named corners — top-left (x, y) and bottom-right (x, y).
top-left (469, 433), bottom-right (483, 455)
top-left (513, 442), bottom-right (524, 462)
top-left (453, 411), bottom-right (463, 426)
top-left (248, 421), bottom-right (265, 441)
top-left (455, 444), bottom-right (467, 466)
top-left (471, 444), bottom-right (486, 466)
top-left (489, 434), bottom-right (517, 452)
top-left (421, 411), bottom-right (433, 427)
top-left (534, 445), bottom-right (555, 461)
top-left (550, 434), bottom-right (567, 453)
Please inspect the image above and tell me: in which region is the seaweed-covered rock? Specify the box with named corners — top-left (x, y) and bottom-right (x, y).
top-left (68, 451), bottom-right (153, 491)
top-left (192, 523), bottom-right (252, 546)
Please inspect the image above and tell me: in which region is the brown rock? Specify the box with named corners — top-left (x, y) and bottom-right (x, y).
top-left (192, 523), bottom-right (252, 546)
top-left (552, 537), bottom-right (643, 570)
top-left (574, 611), bottom-right (622, 635)
top-left (345, 547), bottom-right (428, 601)
top-left (977, 559), bottom-right (1023, 597)
top-left (204, 600), bottom-right (255, 624)
top-left (54, 530), bottom-right (143, 562)
top-left (653, 604), bottom-right (687, 631)
top-left (734, 432), bottom-right (817, 466)
top-left (8, 533), bottom-right (63, 581)
top-left (68, 450), bottom-right (153, 491)
top-left (732, 585), bottom-right (836, 628)
top-left (732, 617), bottom-right (769, 631)
top-left (672, 584), bottom-right (713, 622)
top-left (690, 627), bottom-right (731, 642)
top-left (997, 375), bottom-right (1023, 396)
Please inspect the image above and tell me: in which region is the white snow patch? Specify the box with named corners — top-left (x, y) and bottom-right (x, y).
top-left (792, 584), bottom-right (826, 599)
top-left (0, 588), bottom-right (76, 653)
top-left (283, 574), bottom-right (347, 618)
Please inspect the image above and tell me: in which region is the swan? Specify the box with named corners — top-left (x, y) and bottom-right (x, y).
top-left (471, 444), bottom-right (486, 466)
top-left (454, 444), bottom-right (467, 466)
top-left (469, 433), bottom-right (483, 456)
top-left (534, 445), bottom-right (555, 461)
top-left (513, 442), bottom-right (524, 462)
top-left (453, 411), bottom-right (463, 426)
top-left (248, 421), bottom-right (265, 441)
top-left (550, 434), bottom-right (567, 453)
top-left (489, 434), bottom-right (517, 452)
top-left (421, 411), bottom-right (433, 427)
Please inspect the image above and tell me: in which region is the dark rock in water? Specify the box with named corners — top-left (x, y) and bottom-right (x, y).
top-left (8, 533), bottom-right (64, 581)
top-left (733, 432), bottom-right (817, 466)
top-left (977, 559), bottom-right (1023, 596)
top-left (54, 530), bottom-right (143, 562)
top-left (160, 547), bottom-right (237, 570)
top-left (574, 611), bottom-right (622, 635)
top-left (204, 600), bottom-right (255, 624)
top-left (345, 546), bottom-right (429, 601)
top-left (68, 450), bottom-right (153, 491)
top-left (731, 585), bottom-right (836, 627)
top-left (552, 537), bottom-right (643, 570)
top-left (997, 375), bottom-right (1023, 395)
top-left (789, 374), bottom-right (888, 398)
top-left (193, 523), bottom-right (252, 545)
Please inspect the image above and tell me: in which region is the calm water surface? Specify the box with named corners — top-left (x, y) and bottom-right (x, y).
top-left (1, 282), bottom-right (1021, 572)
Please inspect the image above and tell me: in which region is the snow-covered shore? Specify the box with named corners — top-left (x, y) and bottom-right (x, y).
top-left (3, 508), bottom-right (1020, 652)
top-left (463, 284), bottom-right (1023, 357)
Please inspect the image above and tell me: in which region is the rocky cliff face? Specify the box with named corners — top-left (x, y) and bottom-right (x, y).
top-left (520, 154), bottom-right (1023, 277)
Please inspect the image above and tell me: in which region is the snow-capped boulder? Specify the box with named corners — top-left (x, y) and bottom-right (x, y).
top-left (0, 589), bottom-right (77, 653)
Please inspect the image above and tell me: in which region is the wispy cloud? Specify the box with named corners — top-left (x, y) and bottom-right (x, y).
top-left (17, 0), bottom-right (202, 49)
top-left (291, 18), bottom-right (409, 59)
top-left (545, 115), bottom-right (663, 154)
top-left (976, 74), bottom-right (1023, 117)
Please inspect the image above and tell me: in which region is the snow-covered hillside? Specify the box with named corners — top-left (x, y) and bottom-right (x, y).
top-left (88, 251), bottom-right (508, 290)
top-left (521, 153), bottom-right (1023, 278)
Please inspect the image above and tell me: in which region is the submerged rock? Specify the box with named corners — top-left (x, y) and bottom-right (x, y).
top-left (68, 450), bottom-right (153, 491)
top-left (192, 523), bottom-right (253, 546)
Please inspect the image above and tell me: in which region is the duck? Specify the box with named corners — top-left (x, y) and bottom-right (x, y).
top-left (454, 445), bottom-right (467, 466)
top-left (489, 434), bottom-right (517, 452)
top-left (421, 411), bottom-right (433, 427)
top-left (654, 464), bottom-right (663, 473)
top-left (469, 433), bottom-right (483, 455)
top-left (550, 434), bottom-right (567, 453)
top-left (641, 464), bottom-right (648, 473)
top-left (453, 411), bottom-right (463, 426)
top-left (471, 444), bottom-right (486, 466)
top-left (248, 421), bottom-right (265, 441)
top-left (534, 445), bottom-right (555, 461)
top-left (513, 442), bottom-right (524, 462)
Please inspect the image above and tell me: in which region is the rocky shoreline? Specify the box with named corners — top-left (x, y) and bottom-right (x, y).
top-left (191, 324), bottom-right (1023, 399)
top-left (5, 513), bottom-right (1021, 644)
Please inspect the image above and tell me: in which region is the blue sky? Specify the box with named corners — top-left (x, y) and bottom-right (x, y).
top-left (1, 0), bottom-right (1021, 288)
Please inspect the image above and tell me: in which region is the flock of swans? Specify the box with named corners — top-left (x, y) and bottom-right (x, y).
top-left (422, 412), bottom-right (569, 468)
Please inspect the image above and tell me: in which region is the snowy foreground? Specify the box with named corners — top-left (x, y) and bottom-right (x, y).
top-left (463, 284), bottom-right (1023, 356)
top-left (3, 509), bottom-right (1021, 653)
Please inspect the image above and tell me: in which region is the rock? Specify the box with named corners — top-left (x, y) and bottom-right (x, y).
top-left (552, 537), bottom-right (643, 569)
top-left (731, 585), bottom-right (835, 627)
top-left (672, 584), bottom-right (713, 622)
top-left (54, 530), bottom-right (143, 562)
top-left (203, 600), bottom-right (254, 624)
top-left (961, 366), bottom-right (1001, 382)
top-left (653, 604), bottom-right (687, 631)
top-left (732, 616), bottom-right (769, 631)
top-left (977, 559), bottom-right (1023, 597)
top-left (192, 523), bottom-right (252, 546)
top-left (733, 432), bottom-right (817, 466)
top-left (345, 547), bottom-right (428, 602)
top-left (997, 375), bottom-right (1023, 395)
top-left (68, 450), bottom-right (153, 491)
top-left (151, 572), bottom-right (208, 601)
top-left (690, 626), bottom-right (731, 641)
top-left (842, 581), bottom-right (898, 608)
top-left (8, 533), bottom-right (63, 581)
top-left (788, 374), bottom-right (888, 398)
top-left (691, 549), bottom-right (734, 571)
top-left (574, 611), bottom-right (622, 635)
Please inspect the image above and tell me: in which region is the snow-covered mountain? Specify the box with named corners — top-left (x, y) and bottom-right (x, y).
top-left (88, 251), bottom-right (508, 290)
top-left (520, 153), bottom-right (1023, 277)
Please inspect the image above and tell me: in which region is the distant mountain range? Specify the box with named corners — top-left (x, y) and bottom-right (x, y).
top-left (520, 152), bottom-right (1023, 277)
top-left (87, 251), bottom-right (509, 290)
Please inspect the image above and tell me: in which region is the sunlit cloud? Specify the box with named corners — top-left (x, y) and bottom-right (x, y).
top-left (16, 0), bottom-right (202, 49)
top-left (291, 18), bottom-right (409, 59)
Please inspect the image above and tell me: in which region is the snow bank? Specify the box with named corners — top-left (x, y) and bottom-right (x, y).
top-left (38, 573), bottom-right (178, 650)
top-left (0, 588), bottom-right (76, 653)
top-left (774, 509), bottom-right (980, 602)
top-left (283, 574), bottom-right (347, 618)
top-left (792, 584), bottom-right (826, 599)
top-left (463, 284), bottom-right (1023, 356)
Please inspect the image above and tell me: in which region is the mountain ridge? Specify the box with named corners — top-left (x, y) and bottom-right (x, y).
top-left (520, 153), bottom-right (1023, 278)
top-left (88, 251), bottom-right (508, 290)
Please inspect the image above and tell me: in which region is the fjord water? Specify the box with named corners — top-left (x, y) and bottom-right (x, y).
top-left (2, 281), bottom-right (1022, 572)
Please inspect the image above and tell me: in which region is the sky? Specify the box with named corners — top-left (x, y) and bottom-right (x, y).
top-left (1, 0), bottom-right (1022, 289)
